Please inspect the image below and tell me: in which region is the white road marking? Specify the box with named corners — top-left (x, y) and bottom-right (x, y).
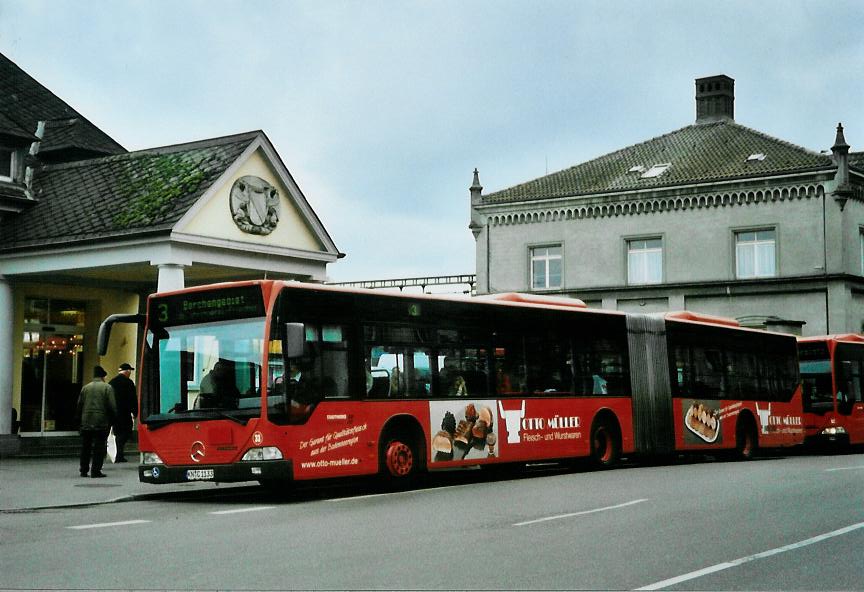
top-left (825, 465), bottom-right (864, 472)
top-left (328, 483), bottom-right (473, 502)
top-left (513, 498), bottom-right (648, 527)
top-left (208, 506), bottom-right (276, 515)
top-left (67, 519), bottom-right (150, 530)
top-left (636, 521), bottom-right (864, 590)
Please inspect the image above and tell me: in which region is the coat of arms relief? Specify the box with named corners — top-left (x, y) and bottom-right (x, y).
top-left (229, 175), bottom-right (280, 235)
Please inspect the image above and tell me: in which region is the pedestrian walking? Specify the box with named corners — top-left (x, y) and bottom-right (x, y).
top-left (109, 362), bottom-right (137, 462)
top-left (76, 365), bottom-right (116, 478)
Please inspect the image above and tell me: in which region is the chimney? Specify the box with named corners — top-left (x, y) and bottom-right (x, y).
top-left (695, 75), bottom-right (734, 123)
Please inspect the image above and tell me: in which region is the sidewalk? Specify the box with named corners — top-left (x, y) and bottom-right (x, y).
top-left (0, 456), bottom-right (255, 512)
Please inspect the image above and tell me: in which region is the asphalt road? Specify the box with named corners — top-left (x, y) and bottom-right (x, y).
top-left (2, 451), bottom-right (862, 590)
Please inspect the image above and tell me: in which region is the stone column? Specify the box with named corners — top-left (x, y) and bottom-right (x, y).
top-left (156, 264), bottom-right (185, 293)
top-left (668, 294), bottom-right (686, 311)
top-left (826, 280), bottom-right (851, 334)
top-left (0, 276), bottom-right (14, 435)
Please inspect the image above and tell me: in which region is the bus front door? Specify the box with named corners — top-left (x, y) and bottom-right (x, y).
top-left (838, 358), bottom-right (864, 445)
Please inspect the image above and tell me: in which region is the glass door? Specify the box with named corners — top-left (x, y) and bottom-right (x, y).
top-left (21, 331), bottom-right (84, 434)
top-left (21, 299), bottom-right (86, 435)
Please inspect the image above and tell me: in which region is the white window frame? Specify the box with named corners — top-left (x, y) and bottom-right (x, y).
top-left (627, 237), bottom-right (663, 285)
top-left (0, 147), bottom-right (15, 182)
top-left (860, 227), bottom-right (864, 276)
top-left (735, 228), bottom-right (776, 279)
top-left (530, 245), bottom-right (562, 291)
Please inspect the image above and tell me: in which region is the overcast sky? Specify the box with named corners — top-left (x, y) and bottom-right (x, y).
top-left (1, 1), bottom-right (863, 283)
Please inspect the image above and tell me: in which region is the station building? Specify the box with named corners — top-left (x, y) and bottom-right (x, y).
top-left (470, 75), bottom-right (864, 337)
top-left (0, 53), bottom-right (341, 453)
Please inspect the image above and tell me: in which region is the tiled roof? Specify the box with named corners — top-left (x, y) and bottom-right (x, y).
top-left (850, 152), bottom-right (864, 172)
top-left (0, 52), bottom-right (125, 156)
top-left (37, 118), bottom-right (112, 155)
top-left (0, 110), bottom-right (37, 141)
top-left (483, 120), bottom-right (835, 204)
top-left (0, 131), bottom-right (259, 252)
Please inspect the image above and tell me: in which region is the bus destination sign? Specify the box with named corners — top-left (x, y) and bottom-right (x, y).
top-left (150, 286), bottom-right (265, 326)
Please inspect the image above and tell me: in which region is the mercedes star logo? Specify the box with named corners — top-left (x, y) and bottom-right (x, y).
top-left (190, 441), bottom-right (206, 463)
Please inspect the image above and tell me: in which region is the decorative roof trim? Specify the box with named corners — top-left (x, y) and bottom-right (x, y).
top-left (0, 235), bottom-right (175, 274)
top-left (475, 168), bottom-right (835, 212)
top-left (172, 133), bottom-right (341, 258)
top-left (255, 133), bottom-right (341, 257)
top-left (170, 232), bottom-right (340, 263)
top-left (485, 183), bottom-right (825, 227)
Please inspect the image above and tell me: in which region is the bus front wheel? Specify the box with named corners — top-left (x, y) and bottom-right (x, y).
top-left (381, 436), bottom-right (422, 487)
top-left (589, 419), bottom-right (621, 468)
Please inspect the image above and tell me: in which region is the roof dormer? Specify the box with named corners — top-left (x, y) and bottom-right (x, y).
top-left (0, 135), bottom-right (36, 217)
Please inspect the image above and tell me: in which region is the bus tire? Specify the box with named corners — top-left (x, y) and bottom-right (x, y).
top-left (380, 433), bottom-right (424, 488)
top-left (589, 417), bottom-right (621, 469)
top-left (735, 415), bottom-right (758, 460)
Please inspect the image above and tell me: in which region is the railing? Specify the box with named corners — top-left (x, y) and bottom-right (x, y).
top-left (329, 274), bottom-right (477, 294)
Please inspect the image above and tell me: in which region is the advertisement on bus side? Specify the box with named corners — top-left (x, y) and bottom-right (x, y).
top-left (680, 399), bottom-right (804, 447)
top-left (429, 399), bottom-right (585, 463)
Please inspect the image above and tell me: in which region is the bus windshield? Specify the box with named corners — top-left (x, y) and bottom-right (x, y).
top-left (141, 317), bottom-right (266, 425)
top-left (799, 342), bottom-right (833, 413)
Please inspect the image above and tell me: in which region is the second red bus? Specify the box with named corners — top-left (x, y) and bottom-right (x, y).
top-left (799, 334), bottom-right (864, 447)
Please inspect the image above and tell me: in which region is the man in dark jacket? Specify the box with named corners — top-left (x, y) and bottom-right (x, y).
top-left (109, 363), bottom-right (137, 462)
top-left (76, 365), bottom-right (116, 478)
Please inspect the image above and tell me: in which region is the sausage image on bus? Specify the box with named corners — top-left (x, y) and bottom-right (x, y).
top-left (684, 401), bottom-right (721, 443)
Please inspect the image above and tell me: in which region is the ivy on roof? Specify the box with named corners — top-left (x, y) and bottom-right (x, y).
top-left (112, 153), bottom-right (207, 229)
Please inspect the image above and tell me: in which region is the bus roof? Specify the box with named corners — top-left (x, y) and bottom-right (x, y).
top-left (475, 292), bottom-right (587, 308)
top-left (663, 311), bottom-right (741, 328)
top-left (273, 281), bottom-right (625, 316)
top-left (798, 333), bottom-right (864, 344)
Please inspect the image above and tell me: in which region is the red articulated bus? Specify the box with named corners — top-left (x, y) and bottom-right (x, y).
top-left (98, 281), bottom-right (804, 489)
top-left (798, 334), bottom-right (864, 447)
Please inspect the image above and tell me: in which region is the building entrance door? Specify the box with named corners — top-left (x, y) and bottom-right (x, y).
top-left (21, 300), bottom-right (87, 435)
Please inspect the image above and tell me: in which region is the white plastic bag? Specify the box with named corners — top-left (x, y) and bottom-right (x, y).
top-left (106, 428), bottom-right (117, 463)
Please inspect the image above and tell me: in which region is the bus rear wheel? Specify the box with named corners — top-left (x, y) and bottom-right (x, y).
top-left (735, 418), bottom-right (758, 460)
top-left (590, 419), bottom-right (620, 468)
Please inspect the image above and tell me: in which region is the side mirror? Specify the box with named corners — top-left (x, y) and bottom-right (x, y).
top-left (284, 323), bottom-right (305, 358)
top-left (97, 313), bottom-right (145, 355)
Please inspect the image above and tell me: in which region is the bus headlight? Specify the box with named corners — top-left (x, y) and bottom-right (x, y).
top-left (821, 427), bottom-right (847, 436)
top-left (141, 452), bottom-right (164, 465)
top-left (241, 447), bottom-right (283, 461)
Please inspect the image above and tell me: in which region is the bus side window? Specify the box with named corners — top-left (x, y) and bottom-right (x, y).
top-left (493, 334), bottom-right (528, 396)
top-left (309, 325), bottom-right (350, 399)
top-left (367, 345), bottom-right (432, 398)
top-left (525, 331), bottom-right (572, 395)
top-left (436, 346), bottom-right (489, 398)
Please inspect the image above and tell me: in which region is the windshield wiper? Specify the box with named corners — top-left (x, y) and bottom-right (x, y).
top-left (213, 409), bottom-right (246, 424)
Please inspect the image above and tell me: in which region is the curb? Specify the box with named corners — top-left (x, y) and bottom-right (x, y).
top-left (0, 484), bottom-right (260, 513)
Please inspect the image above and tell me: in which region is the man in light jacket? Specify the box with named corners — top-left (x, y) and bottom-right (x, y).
top-left (76, 365), bottom-right (116, 478)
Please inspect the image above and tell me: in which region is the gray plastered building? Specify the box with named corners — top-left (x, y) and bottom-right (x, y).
top-left (470, 75), bottom-right (864, 336)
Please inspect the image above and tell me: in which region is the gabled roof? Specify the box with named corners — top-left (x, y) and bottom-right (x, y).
top-left (0, 131), bottom-right (259, 251)
top-left (0, 52), bottom-right (125, 156)
top-left (0, 110), bottom-right (37, 142)
top-left (483, 120), bottom-right (835, 204)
